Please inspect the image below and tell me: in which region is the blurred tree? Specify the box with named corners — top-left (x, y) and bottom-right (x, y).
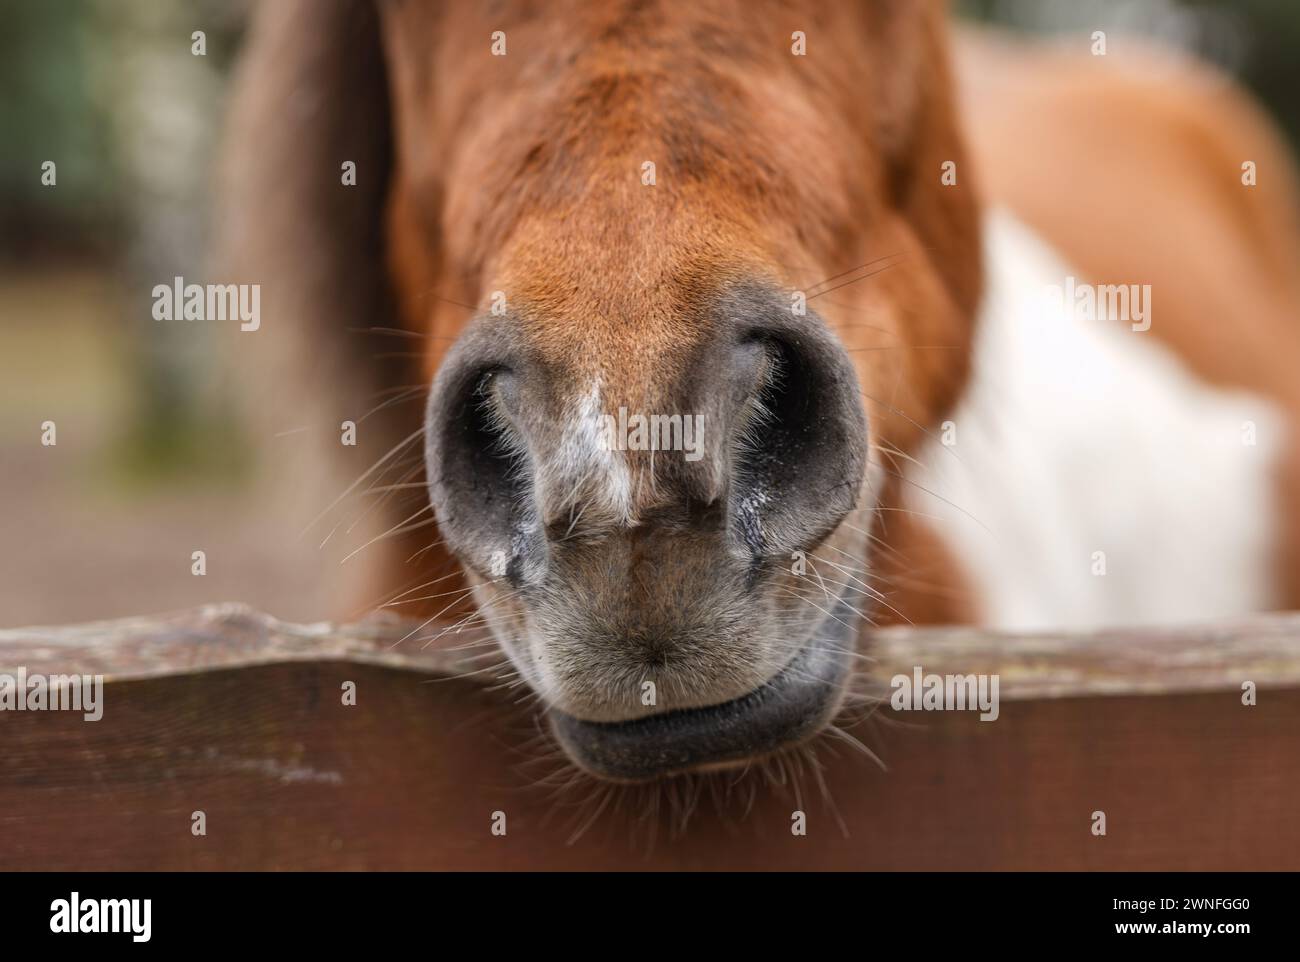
top-left (0, 0), bottom-right (118, 261)
top-left (0, 0), bottom-right (249, 483)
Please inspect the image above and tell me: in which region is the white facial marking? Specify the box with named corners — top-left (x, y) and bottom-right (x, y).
top-left (537, 381), bottom-right (634, 527)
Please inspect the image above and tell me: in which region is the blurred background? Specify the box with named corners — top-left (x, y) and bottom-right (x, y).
top-left (2, 0), bottom-right (1298, 627)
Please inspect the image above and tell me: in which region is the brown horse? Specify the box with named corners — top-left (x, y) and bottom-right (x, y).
top-left (223, 1), bottom-right (1300, 782)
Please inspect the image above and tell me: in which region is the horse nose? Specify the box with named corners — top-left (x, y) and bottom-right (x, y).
top-left (423, 294), bottom-right (869, 583)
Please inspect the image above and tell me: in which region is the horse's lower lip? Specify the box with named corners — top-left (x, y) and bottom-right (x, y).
top-left (548, 589), bottom-right (862, 781)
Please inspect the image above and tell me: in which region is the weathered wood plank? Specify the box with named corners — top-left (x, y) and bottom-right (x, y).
top-left (4, 603), bottom-right (1299, 695)
top-left (1, 606), bottom-right (1297, 870)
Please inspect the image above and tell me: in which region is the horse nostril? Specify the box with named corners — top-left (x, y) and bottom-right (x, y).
top-left (729, 326), bottom-right (868, 561)
top-left (425, 335), bottom-right (542, 583)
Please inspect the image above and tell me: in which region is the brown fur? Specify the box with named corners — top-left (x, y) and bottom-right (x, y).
top-left (225, 0), bottom-right (982, 627)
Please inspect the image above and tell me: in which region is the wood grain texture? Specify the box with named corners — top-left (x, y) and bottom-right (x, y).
top-left (1, 606), bottom-right (1297, 870)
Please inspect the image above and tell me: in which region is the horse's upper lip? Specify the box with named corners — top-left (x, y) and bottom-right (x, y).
top-left (548, 588), bottom-right (862, 781)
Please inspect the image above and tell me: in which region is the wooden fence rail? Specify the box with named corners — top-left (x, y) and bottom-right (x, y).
top-left (2, 604), bottom-right (1298, 870)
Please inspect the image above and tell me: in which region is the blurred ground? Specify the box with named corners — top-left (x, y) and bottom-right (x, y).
top-left (0, 268), bottom-right (361, 626)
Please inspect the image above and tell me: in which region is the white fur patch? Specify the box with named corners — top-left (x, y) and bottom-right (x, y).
top-left (905, 211), bottom-right (1284, 630)
top-left (538, 381), bottom-right (634, 526)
